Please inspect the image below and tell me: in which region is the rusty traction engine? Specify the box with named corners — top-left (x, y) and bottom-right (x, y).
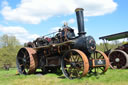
top-left (16, 8), bottom-right (109, 79)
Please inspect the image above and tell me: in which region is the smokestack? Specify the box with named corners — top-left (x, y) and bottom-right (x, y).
top-left (75, 8), bottom-right (86, 36)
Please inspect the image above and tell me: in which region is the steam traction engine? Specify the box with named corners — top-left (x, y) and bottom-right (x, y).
top-left (99, 31), bottom-right (128, 69)
top-left (16, 8), bottom-right (109, 79)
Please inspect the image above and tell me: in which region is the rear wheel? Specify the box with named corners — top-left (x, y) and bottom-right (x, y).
top-left (16, 47), bottom-right (38, 74)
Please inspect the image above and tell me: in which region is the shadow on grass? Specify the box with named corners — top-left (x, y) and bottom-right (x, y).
top-left (58, 76), bottom-right (66, 79)
top-left (16, 69), bottom-right (106, 80)
top-left (57, 72), bottom-right (106, 80)
top-left (33, 70), bottom-right (64, 77)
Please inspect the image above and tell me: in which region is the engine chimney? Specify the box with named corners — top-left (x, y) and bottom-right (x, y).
top-left (75, 8), bottom-right (86, 36)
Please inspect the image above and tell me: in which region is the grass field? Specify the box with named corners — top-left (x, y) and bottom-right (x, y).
top-left (0, 68), bottom-right (128, 85)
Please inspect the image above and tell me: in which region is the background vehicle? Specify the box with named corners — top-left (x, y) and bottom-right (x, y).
top-left (99, 31), bottom-right (128, 69)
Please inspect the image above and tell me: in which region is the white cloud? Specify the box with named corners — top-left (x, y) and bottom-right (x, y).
top-left (0, 25), bottom-right (27, 34)
top-left (61, 18), bottom-right (75, 25)
top-left (1, 0), bottom-right (117, 24)
top-left (68, 18), bottom-right (75, 24)
top-left (72, 27), bottom-right (78, 36)
top-left (0, 25), bottom-right (39, 44)
top-left (49, 27), bottom-right (61, 33)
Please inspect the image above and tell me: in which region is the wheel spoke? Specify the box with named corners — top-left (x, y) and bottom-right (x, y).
top-left (18, 57), bottom-right (23, 60)
top-left (64, 58), bottom-right (70, 63)
top-left (76, 55), bottom-right (80, 62)
top-left (19, 64), bottom-right (23, 67)
top-left (96, 52), bottom-right (98, 59)
top-left (76, 70), bottom-right (80, 77)
top-left (98, 54), bottom-right (102, 59)
top-left (94, 68), bottom-right (96, 73)
top-left (99, 67), bottom-right (105, 71)
top-left (71, 55), bottom-right (76, 62)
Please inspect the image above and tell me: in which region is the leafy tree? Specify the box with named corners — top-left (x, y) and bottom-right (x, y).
top-left (0, 34), bottom-right (20, 47)
top-left (0, 34), bottom-right (22, 68)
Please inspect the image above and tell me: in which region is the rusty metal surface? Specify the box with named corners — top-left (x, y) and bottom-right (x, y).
top-left (17, 47), bottom-right (38, 74)
top-left (33, 40), bottom-right (74, 50)
top-left (25, 47), bottom-right (38, 74)
top-left (74, 49), bottom-right (89, 77)
top-left (46, 57), bottom-right (60, 66)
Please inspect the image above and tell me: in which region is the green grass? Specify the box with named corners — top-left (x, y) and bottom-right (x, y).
top-left (0, 68), bottom-right (128, 85)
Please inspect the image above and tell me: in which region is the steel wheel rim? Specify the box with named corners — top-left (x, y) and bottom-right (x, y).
top-left (89, 50), bottom-right (109, 74)
top-left (61, 49), bottom-right (89, 79)
top-left (109, 50), bottom-right (128, 69)
top-left (16, 47), bottom-right (37, 74)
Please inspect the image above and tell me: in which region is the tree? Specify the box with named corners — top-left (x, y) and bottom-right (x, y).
top-left (0, 34), bottom-right (20, 48)
top-left (0, 34), bottom-right (22, 68)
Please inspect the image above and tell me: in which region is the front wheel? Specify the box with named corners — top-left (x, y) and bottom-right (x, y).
top-left (61, 49), bottom-right (89, 79)
top-left (89, 50), bottom-right (109, 75)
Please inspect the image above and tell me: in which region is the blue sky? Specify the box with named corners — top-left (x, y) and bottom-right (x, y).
top-left (0, 0), bottom-right (127, 44)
